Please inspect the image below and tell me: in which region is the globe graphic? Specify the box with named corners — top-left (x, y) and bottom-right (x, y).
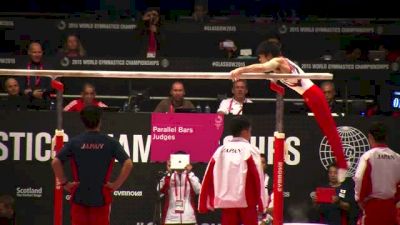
top-left (319, 126), bottom-right (370, 177)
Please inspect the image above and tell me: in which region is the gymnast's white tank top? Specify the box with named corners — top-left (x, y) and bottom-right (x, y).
top-left (279, 57), bottom-right (313, 95)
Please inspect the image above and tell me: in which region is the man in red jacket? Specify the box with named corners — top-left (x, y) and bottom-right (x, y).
top-left (64, 83), bottom-right (107, 112)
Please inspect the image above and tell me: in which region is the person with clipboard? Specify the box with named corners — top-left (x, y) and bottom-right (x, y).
top-left (311, 163), bottom-right (358, 225)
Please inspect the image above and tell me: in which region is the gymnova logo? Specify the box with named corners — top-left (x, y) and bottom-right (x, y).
top-left (65, 190), bottom-right (143, 200)
top-left (114, 190), bottom-right (143, 197)
top-left (16, 187), bottom-right (43, 198)
top-left (319, 126), bottom-right (370, 176)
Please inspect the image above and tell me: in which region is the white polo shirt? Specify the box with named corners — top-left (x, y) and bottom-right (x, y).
top-left (217, 98), bottom-right (252, 115)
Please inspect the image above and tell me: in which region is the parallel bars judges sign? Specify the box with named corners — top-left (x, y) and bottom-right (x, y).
top-left (150, 113), bottom-right (224, 162)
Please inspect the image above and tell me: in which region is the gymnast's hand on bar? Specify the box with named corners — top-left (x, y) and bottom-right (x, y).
top-left (230, 67), bottom-right (243, 82)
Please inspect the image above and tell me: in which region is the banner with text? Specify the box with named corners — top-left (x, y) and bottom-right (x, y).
top-left (1, 112), bottom-right (400, 225)
top-left (150, 113), bottom-right (224, 162)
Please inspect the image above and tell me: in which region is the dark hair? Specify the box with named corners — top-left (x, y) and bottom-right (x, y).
top-left (80, 106), bottom-right (102, 129)
top-left (320, 81), bottom-right (335, 89)
top-left (266, 34), bottom-right (281, 42)
top-left (174, 150), bottom-right (187, 154)
top-left (3, 77), bottom-right (17, 90)
top-left (369, 122), bottom-right (387, 143)
top-left (144, 7), bottom-right (160, 14)
top-left (0, 195), bottom-right (15, 210)
top-left (63, 34), bottom-right (86, 57)
top-left (256, 41), bottom-right (281, 57)
top-left (327, 162), bottom-right (337, 170)
top-left (230, 116), bottom-right (251, 137)
top-left (142, 7), bottom-right (161, 27)
top-left (233, 79), bottom-right (247, 88)
top-left (82, 83), bottom-right (95, 92)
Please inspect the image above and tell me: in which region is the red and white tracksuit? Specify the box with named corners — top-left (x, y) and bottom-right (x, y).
top-left (159, 170), bottom-right (201, 224)
top-left (276, 58), bottom-right (348, 179)
top-left (397, 184), bottom-right (400, 225)
top-left (64, 98), bottom-right (108, 112)
top-left (199, 137), bottom-right (266, 225)
top-left (354, 145), bottom-right (400, 225)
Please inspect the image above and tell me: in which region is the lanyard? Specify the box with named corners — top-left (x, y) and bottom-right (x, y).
top-left (169, 100), bottom-right (182, 113)
top-left (173, 172), bottom-right (189, 201)
top-left (26, 63), bottom-right (43, 88)
top-left (228, 98), bottom-right (244, 115)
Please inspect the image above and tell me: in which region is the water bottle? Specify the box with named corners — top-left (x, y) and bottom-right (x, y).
top-left (123, 102), bottom-right (129, 112)
top-left (49, 100), bottom-right (56, 110)
top-left (263, 214), bottom-right (273, 225)
top-left (204, 104), bottom-right (211, 113)
top-left (196, 104), bottom-right (202, 113)
top-left (133, 104), bottom-right (140, 113)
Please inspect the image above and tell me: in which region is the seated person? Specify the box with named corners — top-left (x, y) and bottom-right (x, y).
top-left (345, 47), bottom-right (363, 62)
top-left (217, 80), bottom-right (252, 115)
top-left (64, 83), bottom-right (107, 112)
top-left (20, 42), bottom-right (51, 100)
top-left (59, 34), bottom-right (86, 58)
top-left (320, 81), bottom-right (344, 114)
top-left (311, 162), bottom-right (358, 225)
top-left (154, 81), bottom-right (194, 113)
top-left (192, 0), bottom-right (210, 22)
top-left (0, 195), bottom-right (16, 225)
top-left (0, 78), bottom-right (31, 110)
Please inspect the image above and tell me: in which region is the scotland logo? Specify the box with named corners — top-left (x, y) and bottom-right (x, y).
top-left (319, 126), bottom-right (370, 176)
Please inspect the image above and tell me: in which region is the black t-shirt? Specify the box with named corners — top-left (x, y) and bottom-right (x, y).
top-left (340, 178), bottom-right (360, 225)
top-left (0, 216), bottom-right (15, 225)
top-left (318, 181), bottom-right (353, 225)
top-left (56, 131), bottom-right (129, 207)
top-left (18, 62), bottom-right (52, 91)
top-left (329, 101), bottom-right (344, 114)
